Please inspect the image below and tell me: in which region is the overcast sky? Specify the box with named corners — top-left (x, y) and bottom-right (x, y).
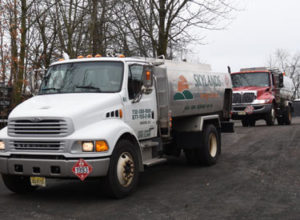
top-left (188, 0), bottom-right (300, 73)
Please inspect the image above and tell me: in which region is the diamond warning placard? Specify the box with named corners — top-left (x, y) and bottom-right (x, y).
top-left (72, 159), bottom-right (93, 181)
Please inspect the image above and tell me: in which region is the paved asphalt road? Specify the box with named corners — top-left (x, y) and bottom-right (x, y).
top-left (0, 118), bottom-right (299, 220)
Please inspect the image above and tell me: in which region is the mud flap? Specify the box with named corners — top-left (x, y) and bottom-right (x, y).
top-left (221, 121), bottom-right (234, 133)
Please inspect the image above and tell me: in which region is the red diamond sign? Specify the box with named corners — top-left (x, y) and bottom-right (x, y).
top-left (244, 105), bottom-right (254, 114)
top-left (72, 159), bottom-right (93, 181)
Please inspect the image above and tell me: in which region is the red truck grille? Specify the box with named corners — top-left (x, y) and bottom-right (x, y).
top-left (233, 92), bottom-right (256, 104)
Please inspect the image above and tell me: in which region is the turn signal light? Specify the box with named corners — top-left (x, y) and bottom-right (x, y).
top-left (146, 71), bottom-right (151, 80)
top-left (95, 141), bottom-right (109, 152)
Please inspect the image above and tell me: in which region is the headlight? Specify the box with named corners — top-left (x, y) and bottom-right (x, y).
top-left (81, 141), bottom-right (109, 152)
top-left (252, 99), bottom-right (270, 104)
top-left (82, 141), bottom-right (94, 152)
top-left (0, 141), bottom-right (5, 150)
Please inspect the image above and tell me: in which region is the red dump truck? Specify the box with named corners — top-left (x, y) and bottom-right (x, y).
top-left (231, 67), bottom-right (294, 126)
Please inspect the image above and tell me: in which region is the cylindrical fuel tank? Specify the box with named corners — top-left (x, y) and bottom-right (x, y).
top-left (160, 60), bottom-right (232, 118)
top-left (280, 76), bottom-right (294, 100)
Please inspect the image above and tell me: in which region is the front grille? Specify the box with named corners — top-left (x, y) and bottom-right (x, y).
top-left (11, 141), bottom-right (64, 151)
top-left (8, 118), bottom-right (73, 137)
top-left (232, 92), bottom-right (256, 104)
top-left (233, 93), bottom-right (242, 103)
top-left (242, 93), bottom-right (255, 103)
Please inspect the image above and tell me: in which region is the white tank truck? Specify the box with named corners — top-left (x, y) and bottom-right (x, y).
top-left (0, 56), bottom-right (233, 198)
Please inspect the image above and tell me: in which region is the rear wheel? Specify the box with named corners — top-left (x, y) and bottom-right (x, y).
top-left (2, 174), bottom-right (37, 193)
top-left (266, 105), bottom-right (276, 126)
top-left (277, 117), bottom-right (284, 125)
top-left (105, 139), bottom-right (139, 198)
top-left (283, 106), bottom-right (292, 125)
top-left (185, 124), bottom-right (221, 166)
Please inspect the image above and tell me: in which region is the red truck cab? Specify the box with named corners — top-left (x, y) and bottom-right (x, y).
top-left (231, 67), bottom-right (293, 126)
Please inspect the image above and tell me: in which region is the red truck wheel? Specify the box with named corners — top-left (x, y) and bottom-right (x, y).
top-left (283, 106), bottom-right (292, 125)
top-left (266, 105), bottom-right (276, 126)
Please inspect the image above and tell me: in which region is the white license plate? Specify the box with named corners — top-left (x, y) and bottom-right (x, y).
top-left (238, 111), bottom-right (246, 115)
top-left (30, 176), bottom-right (46, 187)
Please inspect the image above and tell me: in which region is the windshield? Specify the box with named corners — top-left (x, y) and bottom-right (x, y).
top-left (231, 72), bottom-right (270, 88)
top-left (39, 61), bottom-right (124, 95)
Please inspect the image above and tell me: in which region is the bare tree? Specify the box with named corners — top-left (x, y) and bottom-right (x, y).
top-left (117, 0), bottom-right (236, 58)
top-left (0, 0), bottom-right (237, 107)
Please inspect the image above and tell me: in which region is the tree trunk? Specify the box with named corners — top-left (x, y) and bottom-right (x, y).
top-left (10, 0), bottom-right (19, 107)
top-left (16, 0), bottom-right (27, 104)
top-left (157, 0), bottom-right (167, 57)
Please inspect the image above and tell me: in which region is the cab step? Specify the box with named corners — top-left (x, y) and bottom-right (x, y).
top-left (140, 140), bottom-right (160, 149)
top-left (143, 158), bottom-right (167, 167)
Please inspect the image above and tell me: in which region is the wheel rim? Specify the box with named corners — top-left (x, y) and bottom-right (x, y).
top-left (116, 152), bottom-right (135, 187)
top-left (209, 133), bottom-right (217, 158)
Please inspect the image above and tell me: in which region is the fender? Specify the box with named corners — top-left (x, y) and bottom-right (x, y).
top-left (0, 127), bottom-right (8, 139)
top-left (69, 119), bottom-right (139, 155)
top-left (174, 114), bottom-right (220, 132)
top-left (68, 119), bottom-right (144, 170)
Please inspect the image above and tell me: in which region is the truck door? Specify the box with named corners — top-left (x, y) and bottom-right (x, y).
top-left (124, 64), bottom-right (158, 140)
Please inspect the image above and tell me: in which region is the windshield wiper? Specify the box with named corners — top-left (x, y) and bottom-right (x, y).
top-left (41, 87), bottom-right (61, 91)
top-left (75, 85), bottom-right (101, 92)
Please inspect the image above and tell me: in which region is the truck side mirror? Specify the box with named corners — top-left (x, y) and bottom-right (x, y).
top-left (278, 73), bottom-right (284, 88)
top-left (142, 66), bottom-right (153, 89)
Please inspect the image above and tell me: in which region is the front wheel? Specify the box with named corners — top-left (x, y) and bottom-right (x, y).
top-left (185, 124), bottom-right (221, 166)
top-left (105, 139), bottom-right (139, 198)
top-left (2, 174), bottom-right (37, 193)
top-left (266, 105), bottom-right (276, 126)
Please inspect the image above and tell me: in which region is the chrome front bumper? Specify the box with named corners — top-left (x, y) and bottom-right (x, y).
top-left (231, 104), bottom-right (272, 119)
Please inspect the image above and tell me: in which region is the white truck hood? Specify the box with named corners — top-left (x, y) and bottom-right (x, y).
top-left (9, 93), bottom-right (123, 129)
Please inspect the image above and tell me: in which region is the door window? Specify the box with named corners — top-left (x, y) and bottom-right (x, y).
top-left (128, 65), bottom-right (143, 99)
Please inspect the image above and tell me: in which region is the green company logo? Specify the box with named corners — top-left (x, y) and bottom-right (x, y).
top-left (173, 75), bottom-right (194, 100)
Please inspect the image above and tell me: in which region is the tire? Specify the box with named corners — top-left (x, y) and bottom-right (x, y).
top-left (105, 139), bottom-right (139, 198)
top-left (184, 124), bottom-right (221, 166)
top-left (277, 117), bottom-right (284, 125)
top-left (266, 104), bottom-right (276, 126)
top-left (2, 174), bottom-right (37, 193)
top-left (241, 119), bottom-right (249, 127)
top-left (283, 106), bottom-right (292, 125)
top-left (249, 119), bottom-right (256, 127)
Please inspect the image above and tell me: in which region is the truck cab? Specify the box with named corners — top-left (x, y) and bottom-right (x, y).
top-left (231, 67), bottom-right (294, 126)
